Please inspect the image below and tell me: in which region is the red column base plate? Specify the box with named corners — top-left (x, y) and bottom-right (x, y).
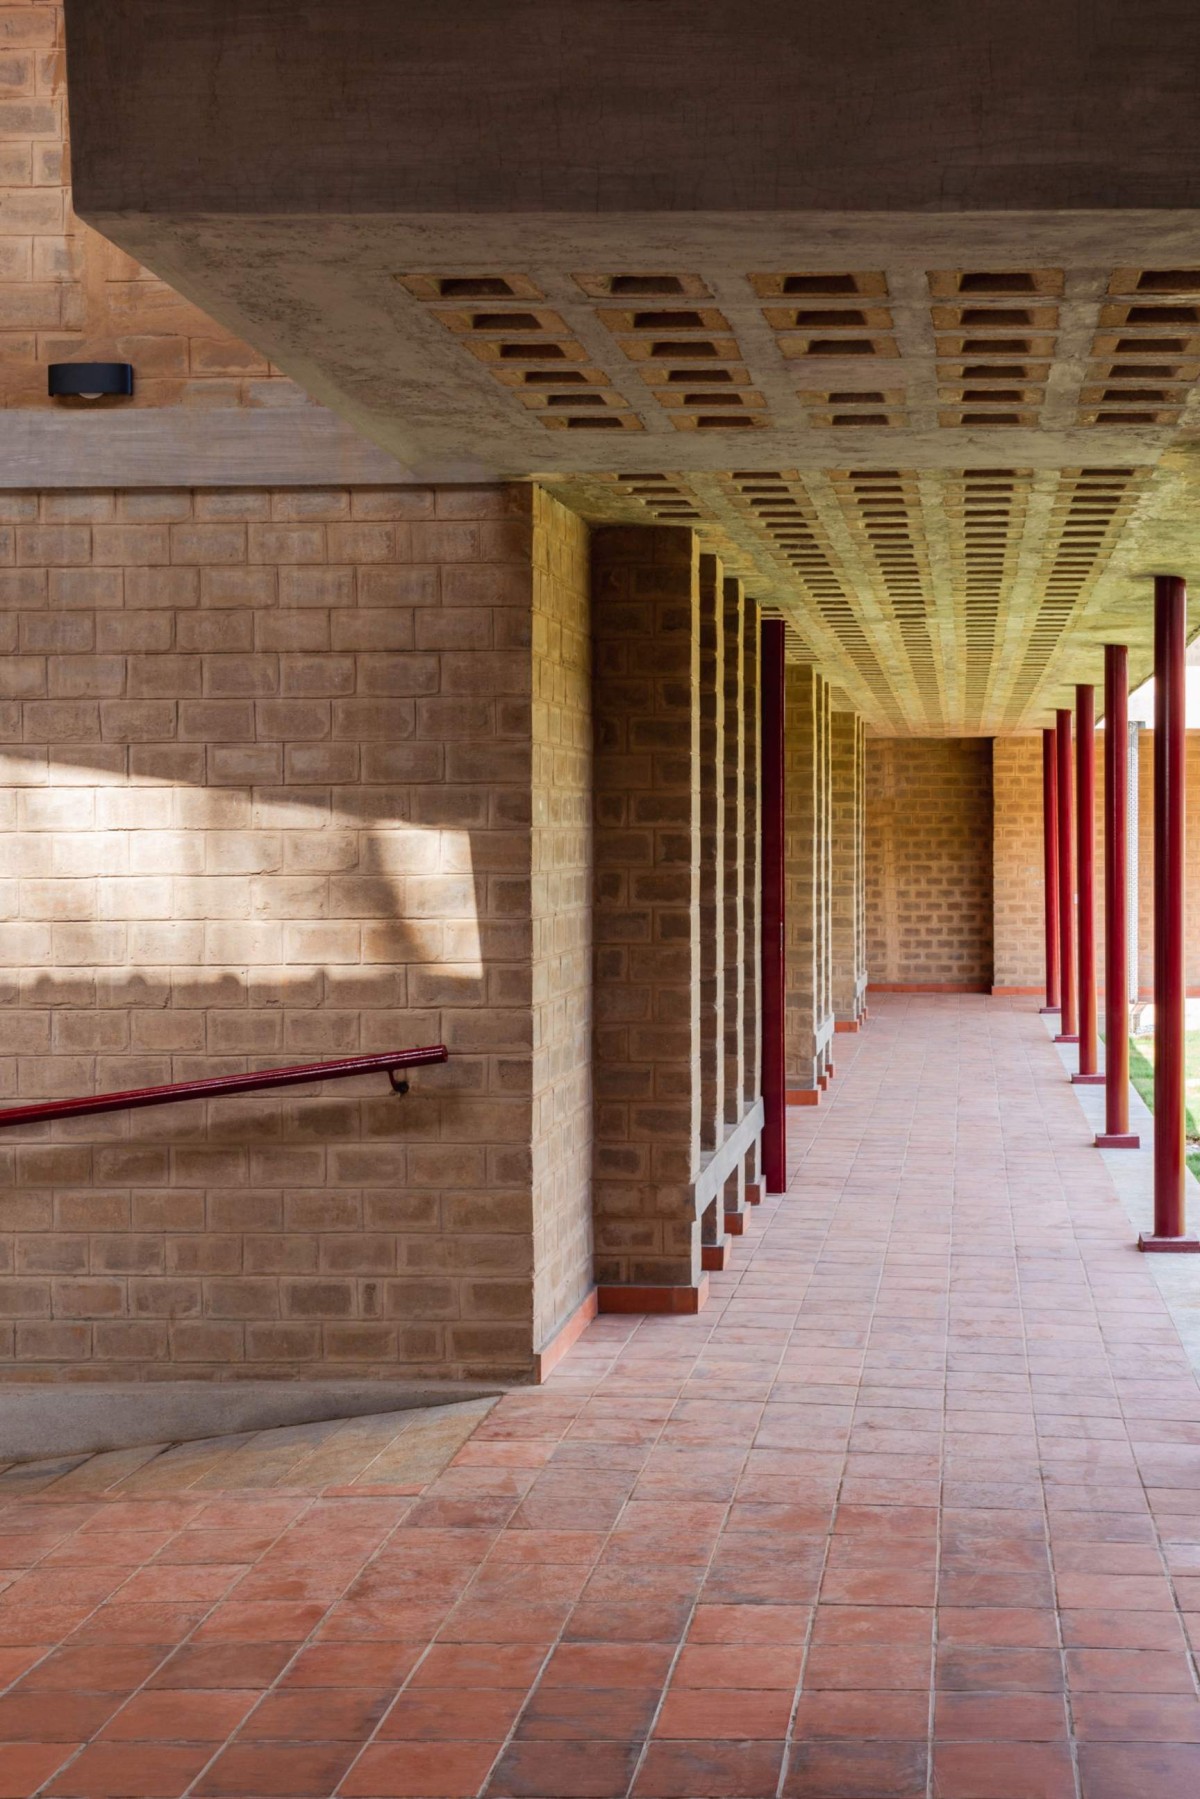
top-left (1054, 1033), bottom-right (1080, 1044)
top-left (1039, 1005), bottom-right (1062, 1015)
top-left (701, 1241), bottom-right (731, 1272)
top-left (1138, 1233), bottom-right (1200, 1253)
top-left (1072, 1072), bottom-right (1106, 1085)
top-left (1095, 1132), bottom-right (1140, 1149)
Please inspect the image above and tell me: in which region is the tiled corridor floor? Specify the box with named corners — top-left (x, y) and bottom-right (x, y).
top-left (4, 995), bottom-right (1200, 1797)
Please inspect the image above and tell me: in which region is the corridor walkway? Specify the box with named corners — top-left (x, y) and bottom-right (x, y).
top-left (3, 995), bottom-right (1200, 1797)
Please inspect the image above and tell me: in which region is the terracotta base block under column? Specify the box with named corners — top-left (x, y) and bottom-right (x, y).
top-left (533, 1287), bottom-right (599, 1384)
top-left (1072, 1072), bottom-right (1106, 1085)
top-left (597, 1279), bottom-right (711, 1314)
top-left (1039, 1005), bottom-right (1062, 1015)
top-left (1138, 1234), bottom-right (1200, 1253)
top-left (723, 1210), bottom-right (745, 1237)
top-left (1055, 1033), bottom-right (1080, 1044)
top-left (701, 1241), bottom-right (731, 1272)
top-left (744, 1182), bottom-right (763, 1205)
top-left (1096, 1132), bottom-right (1141, 1149)
top-left (835, 1020), bottom-right (860, 1034)
top-left (787, 1089), bottom-right (821, 1106)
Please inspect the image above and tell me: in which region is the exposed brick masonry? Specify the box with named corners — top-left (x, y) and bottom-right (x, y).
top-left (785, 664), bottom-right (834, 1091)
top-left (0, 2), bottom-right (304, 411)
top-left (867, 737), bottom-right (994, 989)
top-left (529, 489), bottom-right (593, 1355)
top-left (0, 481), bottom-right (589, 1381)
top-left (591, 526), bottom-right (702, 1295)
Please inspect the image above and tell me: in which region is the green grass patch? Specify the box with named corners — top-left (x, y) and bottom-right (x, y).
top-left (1127, 1032), bottom-right (1200, 1181)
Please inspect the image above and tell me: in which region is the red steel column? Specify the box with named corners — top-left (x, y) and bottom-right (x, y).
top-left (1054, 708), bottom-right (1078, 1042)
top-left (761, 620), bottom-right (786, 1194)
top-left (1072, 684), bottom-right (1103, 1083)
top-left (1040, 727), bottom-right (1060, 1014)
top-left (1097, 645), bottom-right (1139, 1146)
top-left (1141, 576), bottom-right (1198, 1249)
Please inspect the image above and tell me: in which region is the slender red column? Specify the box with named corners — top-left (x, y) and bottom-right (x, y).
top-left (1072, 684), bottom-right (1102, 1083)
top-left (1054, 708), bottom-right (1078, 1042)
top-left (1141, 576), bottom-right (1198, 1249)
top-left (1040, 727), bottom-right (1061, 1014)
top-left (1097, 646), bottom-right (1139, 1146)
top-left (760, 619), bottom-right (786, 1194)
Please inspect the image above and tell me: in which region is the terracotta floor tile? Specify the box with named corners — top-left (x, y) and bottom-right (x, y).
top-left (792, 1689), bottom-right (929, 1739)
top-left (935, 1607), bottom-right (1058, 1649)
top-left (484, 1737), bottom-right (641, 1796)
top-left (934, 1692), bottom-right (1069, 1739)
top-left (803, 1643), bottom-right (932, 1689)
top-left (239, 1686), bottom-right (393, 1740)
top-left (541, 1642), bottom-right (674, 1688)
top-left (687, 1604), bottom-right (812, 1644)
top-left (1065, 1645), bottom-right (1195, 1691)
top-left (819, 1567), bottom-right (938, 1606)
top-left (517, 1684), bottom-right (660, 1739)
top-left (410, 1643), bottom-right (550, 1688)
top-left (782, 1738), bottom-right (929, 1797)
top-left (809, 1605), bottom-right (932, 1647)
top-left (147, 1641), bottom-right (297, 1689)
top-left (1071, 1692), bottom-right (1200, 1740)
top-left (17, 1643), bottom-right (169, 1692)
top-left (98, 1688), bottom-right (260, 1741)
top-left (672, 1643), bottom-right (804, 1689)
top-left (931, 1741), bottom-right (1076, 1798)
top-left (632, 1739), bottom-right (785, 1797)
top-left (340, 1741), bottom-right (501, 1797)
top-left (656, 1688), bottom-right (792, 1739)
top-left (193, 1740), bottom-right (359, 1796)
top-left (562, 1600), bottom-right (692, 1643)
top-left (45, 1741), bottom-right (213, 1797)
top-left (935, 1647), bottom-right (1065, 1692)
top-left (0, 1692), bottom-right (123, 1742)
top-left (379, 1687), bottom-right (527, 1739)
top-left (1077, 1742), bottom-right (1200, 1798)
top-left (280, 1642), bottom-right (422, 1687)
top-left (1059, 1608), bottom-right (1186, 1649)
top-left (0, 1744), bottom-right (77, 1799)
top-left (187, 1599), bottom-right (331, 1643)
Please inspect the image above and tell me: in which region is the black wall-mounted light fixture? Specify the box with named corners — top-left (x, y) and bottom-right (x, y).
top-left (48, 362), bottom-right (134, 400)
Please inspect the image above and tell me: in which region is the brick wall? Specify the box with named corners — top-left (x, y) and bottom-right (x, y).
top-left (0, 2), bottom-right (303, 411)
top-left (530, 489), bottom-right (592, 1354)
top-left (993, 728), bottom-right (1200, 998)
top-left (866, 737), bottom-right (994, 989)
top-left (0, 480), bottom-right (591, 1381)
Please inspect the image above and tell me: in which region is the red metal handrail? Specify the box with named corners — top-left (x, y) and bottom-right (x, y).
top-left (0, 1046), bottom-right (448, 1130)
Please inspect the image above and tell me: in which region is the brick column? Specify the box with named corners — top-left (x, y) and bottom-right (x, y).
top-left (591, 526), bottom-right (705, 1311)
top-left (857, 716), bottom-right (868, 1016)
top-left (721, 576), bottom-right (747, 1231)
top-left (785, 663), bottom-right (834, 1098)
top-left (817, 676), bottom-right (833, 1077)
top-left (697, 553), bottom-right (726, 1160)
top-left (832, 705), bottom-right (866, 1027)
top-left (742, 597), bottom-right (763, 1199)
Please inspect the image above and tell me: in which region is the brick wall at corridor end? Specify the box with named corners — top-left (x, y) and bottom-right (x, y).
top-left (992, 729), bottom-right (1200, 996)
top-left (866, 737), bottom-right (994, 989)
